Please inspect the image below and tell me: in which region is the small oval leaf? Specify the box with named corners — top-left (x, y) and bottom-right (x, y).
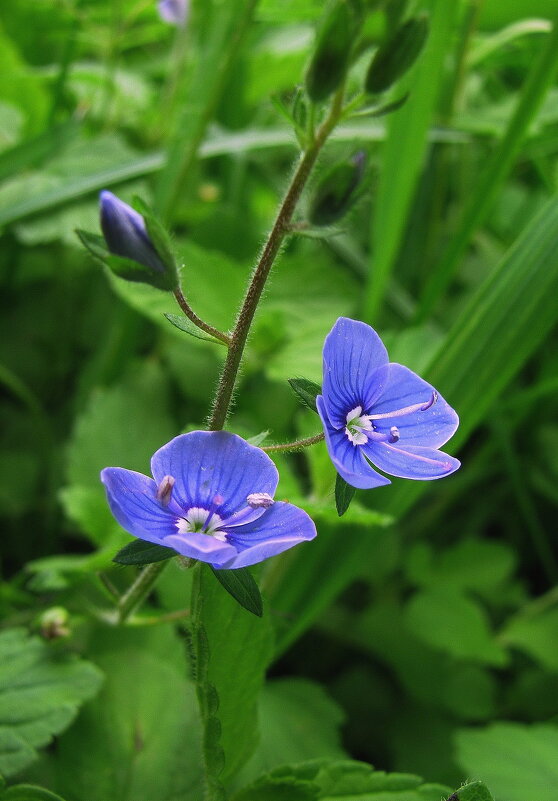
top-left (210, 567), bottom-right (263, 617)
top-left (113, 539), bottom-right (176, 566)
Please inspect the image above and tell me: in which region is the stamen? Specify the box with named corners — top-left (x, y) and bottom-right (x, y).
top-left (156, 475), bottom-right (175, 506)
top-left (389, 426), bottom-right (400, 443)
top-left (366, 427), bottom-right (400, 443)
top-left (370, 391), bottom-right (438, 420)
top-left (247, 492), bottom-right (275, 509)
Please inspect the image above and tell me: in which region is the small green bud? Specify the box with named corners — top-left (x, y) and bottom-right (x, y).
top-left (305, 0), bottom-right (358, 103)
top-left (365, 14), bottom-right (429, 95)
top-left (308, 151), bottom-right (366, 226)
top-left (39, 607), bottom-right (70, 640)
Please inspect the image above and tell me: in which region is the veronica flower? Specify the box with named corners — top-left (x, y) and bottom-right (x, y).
top-left (158, 0), bottom-right (189, 25)
top-left (316, 317), bottom-right (460, 489)
top-left (99, 190), bottom-right (167, 274)
top-left (101, 431), bottom-right (316, 569)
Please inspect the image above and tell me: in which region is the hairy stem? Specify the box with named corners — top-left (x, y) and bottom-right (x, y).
top-left (117, 561), bottom-right (169, 624)
top-left (173, 287), bottom-right (232, 345)
top-left (262, 432), bottom-right (325, 453)
top-left (208, 91), bottom-right (344, 431)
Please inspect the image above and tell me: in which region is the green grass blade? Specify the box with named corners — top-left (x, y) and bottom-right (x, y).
top-left (362, 0), bottom-right (460, 323)
top-left (418, 12), bottom-right (558, 320)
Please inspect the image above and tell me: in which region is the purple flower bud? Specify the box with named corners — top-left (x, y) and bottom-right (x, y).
top-left (99, 191), bottom-right (167, 274)
top-left (158, 0), bottom-right (189, 25)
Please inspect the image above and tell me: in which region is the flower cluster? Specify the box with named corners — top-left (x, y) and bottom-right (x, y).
top-left (101, 316), bottom-right (459, 570)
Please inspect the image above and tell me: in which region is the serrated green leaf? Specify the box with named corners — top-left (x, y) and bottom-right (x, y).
top-left (288, 378), bottom-right (322, 412)
top-left (334, 473), bottom-right (355, 517)
top-left (0, 629), bottom-right (103, 778)
top-left (447, 781), bottom-right (495, 801)
top-left (2, 785), bottom-right (68, 801)
top-left (163, 313), bottom-right (223, 344)
top-left (210, 567), bottom-right (263, 617)
top-left (113, 539), bottom-right (175, 566)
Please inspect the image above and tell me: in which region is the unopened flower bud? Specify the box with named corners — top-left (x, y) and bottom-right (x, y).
top-left (100, 191), bottom-right (167, 274)
top-left (365, 15), bottom-right (429, 95)
top-left (308, 151), bottom-right (366, 227)
top-left (305, 0), bottom-right (359, 103)
top-left (39, 607), bottom-right (70, 640)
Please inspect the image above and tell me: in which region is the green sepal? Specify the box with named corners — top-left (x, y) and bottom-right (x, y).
top-left (75, 229), bottom-right (109, 261)
top-left (77, 229), bottom-right (176, 291)
top-left (308, 153), bottom-right (365, 227)
top-left (365, 15), bottom-right (429, 94)
top-left (113, 539), bottom-right (176, 566)
top-left (335, 473), bottom-right (356, 516)
top-left (305, 0), bottom-right (359, 103)
top-left (446, 781), bottom-right (495, 801)
top-left (132, 196), bottom-right (179, 287)
top-left (164, 313), bottom-right (224, 344)
top-left (288, 378), bottom-right (322, 412)
top-left (210, 567), bottom-right (263, 617)
top-left (351, 92), bottom-right (409, 119)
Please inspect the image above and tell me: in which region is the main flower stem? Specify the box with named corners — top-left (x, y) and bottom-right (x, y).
top-left (262, 432), bottom-right (324, 453)
top-left (173, 287), bottom-right (232, 346)
top-left (117, 561), bottom-right (169, 624)
top-left (208, 89), bottom-right (345, 431)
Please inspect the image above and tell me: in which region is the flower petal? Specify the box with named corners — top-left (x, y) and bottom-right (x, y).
top-left (364, 441), bottom-right (460, 480)
top-left (322, 317), bottom-right (389, 427)
top-left (317, 396), bottom-right (391, 490)
top-left (101, 467), bottom-right (177, 542)
top-left (150, 431), bottom-right (279, 519)
top-left (372, 364), bottom-right (459, 448)
top-left (223, 502), bottom-right (317, 569)
top-left (160, 532), bottom-right (237, 566)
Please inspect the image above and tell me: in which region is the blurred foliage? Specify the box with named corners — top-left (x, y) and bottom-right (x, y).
top-left (1, 0), bottom-right (558, 799)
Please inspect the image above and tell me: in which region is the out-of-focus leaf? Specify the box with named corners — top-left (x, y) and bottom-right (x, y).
top-left (455, 722), bottom-right (558, 801)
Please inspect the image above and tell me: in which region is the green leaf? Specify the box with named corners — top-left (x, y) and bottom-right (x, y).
top-left (74, 229), bottom-right (109, 261)
top-left (234, 759), bottom-right (449, 801)
top-left (502, 605), bottom-right (558, 672)
top-left (0, 629), bottom-right (103, 778)
top-left (46, 626), bottom-right (203, 801)
top-left (237, 679), bottom-right (346, 787)
top-left (192, 564), bottom-right (273, 782)
top-left (210, 567), bottom-right (263, 617)
top-left (446, 781), bottom-right (495, 801)
top-left (334, 473), bottom-right (355, 517)
top-left (455, 722), bottom-right (558, 801)
top-left (404, 590), bottom-right (508, 667)
top-left (246, 431), bottom-right (270, 446)
top-left (288, 378), bottom-right (322, 413)
top-left (1, 786), bottom-right (68, 801)
top-left (113, 539), bottom-right (175, 566)
top-left (163, 313), bottom-right (223, 344)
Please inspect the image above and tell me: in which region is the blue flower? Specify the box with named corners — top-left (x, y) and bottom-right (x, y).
top-left (99, 191), bottom-right (167, 274)
top-left (317, 317), bottom-right (460, 489)
top-left (101, 431), bottom-right (316, 569)
top-left (158, 0), bottom-right (189, 25)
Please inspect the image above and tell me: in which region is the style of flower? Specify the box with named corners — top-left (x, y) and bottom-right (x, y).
top-left (158, 0), bottom-right (189, 25)
top-left (101, 431), bottom-right (316, 569)
top-left (316, 317), bottom-right (460, 489)
top-left (99, 190), bottom-right (167, 274)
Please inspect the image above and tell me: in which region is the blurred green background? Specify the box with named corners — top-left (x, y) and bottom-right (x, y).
top-left (1, 1), bottom-right (558, 799)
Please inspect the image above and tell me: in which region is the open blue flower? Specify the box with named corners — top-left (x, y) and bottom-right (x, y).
top-left (101, 431), bottom-right (316, 569)
top-left (317, 317), bottom-right (460, 489)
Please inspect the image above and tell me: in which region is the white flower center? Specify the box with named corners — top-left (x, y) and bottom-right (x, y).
top-left (176, 507), bottom-right (228, 542)
top-left (345, 405), bottom-right (373, 446)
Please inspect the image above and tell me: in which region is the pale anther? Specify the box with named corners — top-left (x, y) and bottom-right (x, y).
top-left (247, 492), bottom-right (275, 509)
top-left (157, 475), bottom-right (175, 506)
